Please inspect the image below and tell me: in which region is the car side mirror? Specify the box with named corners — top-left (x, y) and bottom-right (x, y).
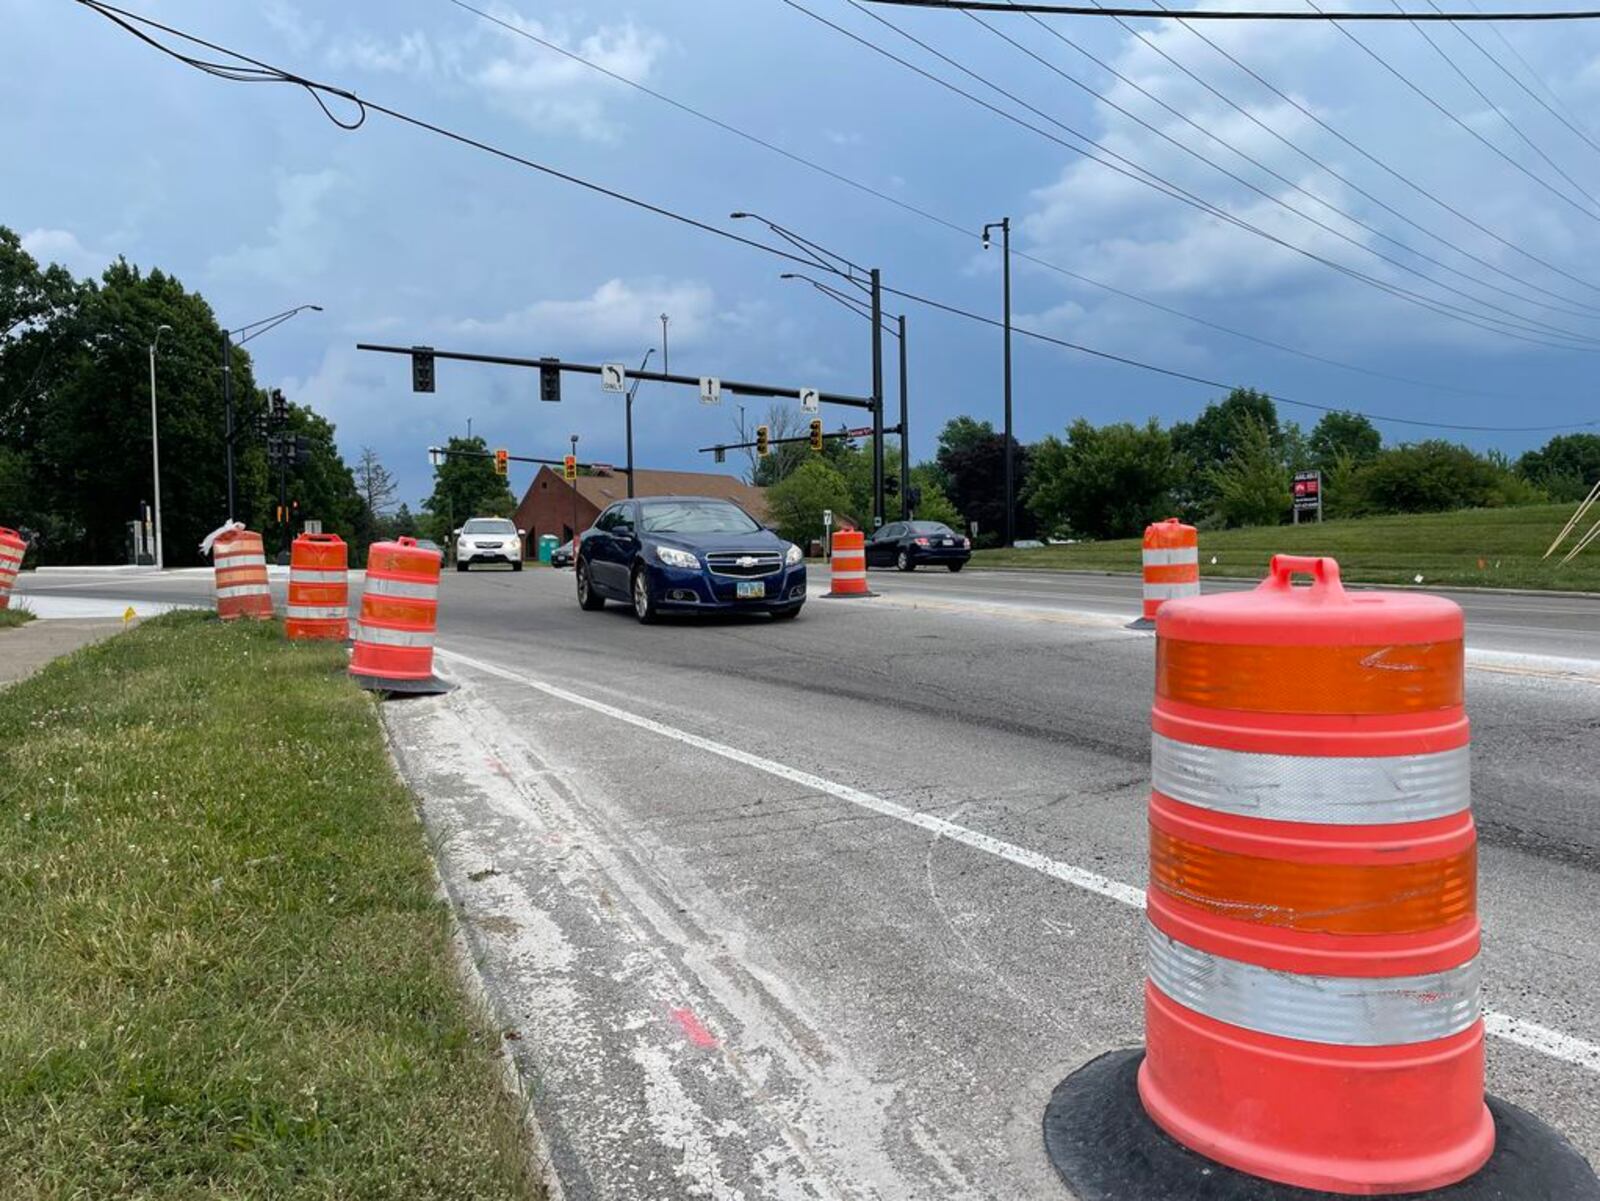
top-left (517, 528), bottom-right (526, 538)
top-left (452, 528), bottom-right (462, 538)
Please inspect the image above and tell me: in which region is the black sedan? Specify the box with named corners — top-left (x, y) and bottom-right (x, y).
top-left (549, 539), bottom-right (575, 568)
top-left (864, 521), bottom-right (971, 572)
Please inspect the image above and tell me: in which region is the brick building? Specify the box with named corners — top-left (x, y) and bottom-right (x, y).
top-left (513, 466), bottom-right (770, 548)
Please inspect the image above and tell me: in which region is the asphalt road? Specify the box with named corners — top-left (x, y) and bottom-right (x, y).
top-left (19, 564), bottom-right (1600, 1198)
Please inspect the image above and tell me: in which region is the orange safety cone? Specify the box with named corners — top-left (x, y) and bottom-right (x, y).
top-left (823, 529), bottom-right (875, 598)
top-left (285, 532), bottom-right (349, 642)
top-left (204, 525), bottom-right (273, 622)
top-left (1131, 517), bottom-right (1198, 629)
top-left (348, 536), bottom-right (450, 694)
top-left (0, 527), bottom-right (24, 610)
top-left (1043, 555), bottom-right (1600, 1200)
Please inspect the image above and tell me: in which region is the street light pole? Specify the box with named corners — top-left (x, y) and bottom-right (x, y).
top-left (984, 218), bottom-right (1014, 547)
top-left (870, 267), bottom-right (885, 530)
top-left (898, 313), bottom-right (910, 521)
top-left (660, 313), bottom-right (670, 374)
top-left (624, 347), bottom-right (654, 499)
top-left (148, 324), bottom-right (173, 569)
top-left (221, 304), bottom-right (322, 523)
top-left (570, 433), bottom-right (580, 550)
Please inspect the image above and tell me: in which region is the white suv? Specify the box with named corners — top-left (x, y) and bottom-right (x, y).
top-left (454, 518), bottom-right (525, 572)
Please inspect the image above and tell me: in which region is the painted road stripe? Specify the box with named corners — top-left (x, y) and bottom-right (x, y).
top-left (434, 648), bottom-right (1600, 1078)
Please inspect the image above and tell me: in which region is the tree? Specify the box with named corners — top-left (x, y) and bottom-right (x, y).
top-left (1352, 441), bottom-right (1509, 514)
top-left (746, 403), bottom-right (811, 485)
top-left (265, 401), bottom-right (363, 556)
top-left (907, 466), bottom-right (963, 527)
top-left (1171, 388), bottom-right (1280, 517)
top-left (1207, 415), bottom-right (1290, 528)
top-left (1309, 411), bottom-right (1381, 472)
top-left (422, 436), bottom-right (517, 539)
top-left (389, 502), bottom-right (420, 538)
top-left (933, 416), bottom-right (1033, 545)
top-left (354, 446), bottom-right (398, 517)
top-left (764, 459), bottom-right (853, 548)
top-left (1517, 433), bottom-right (1600, 502)
top-left (1025, 419), bottom-right (1177, 540)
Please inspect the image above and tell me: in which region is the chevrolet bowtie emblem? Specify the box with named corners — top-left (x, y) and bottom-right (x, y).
top-left (737, 556), bottom-right (758, 568)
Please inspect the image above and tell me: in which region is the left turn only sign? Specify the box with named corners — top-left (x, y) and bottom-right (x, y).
top-left (600, 363), bottom-right (626, 393)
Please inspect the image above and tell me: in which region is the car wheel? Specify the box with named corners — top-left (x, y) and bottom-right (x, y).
top-left (455, 560), bottom-right (468, 572)
top-left (896, 549), bottom-right (915, 572)
top-left (631, 568), bottom-right (659, 624)
top-left (947, 562), bottom-right (964, 573)
top-left (512, 560), bottom-right (523, 573)
top-left (576, 561), bottom-right (606, 610)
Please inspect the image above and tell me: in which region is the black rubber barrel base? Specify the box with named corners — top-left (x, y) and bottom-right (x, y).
top-left (349, 673), bottom-right (454, 697)
top-left (1043, 1049), bottom-right (1600, 1200)
top-left (1126, 617), bottom-right (1155, 631)
top-left (820, 590), bottom-right (878, 599)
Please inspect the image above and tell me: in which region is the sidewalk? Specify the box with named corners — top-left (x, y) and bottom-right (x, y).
top-left (0, 617), bottom-right (125, 686)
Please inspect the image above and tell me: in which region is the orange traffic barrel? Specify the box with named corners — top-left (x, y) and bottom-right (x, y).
top-left (824, 529), bottom-right (874, 598)
top-left (286, 532), bottom-right (348, 642)
top-left (1042, 554), bottom-right (1599, 1200)
top-left (1137, 517), bottom-right (1198, 626)
top-left (349, 536), bottom-right (450, 694)
top-left (210, 527), bottom-right (273, 622)
top-left (0, 527), bottom-right (24, 610)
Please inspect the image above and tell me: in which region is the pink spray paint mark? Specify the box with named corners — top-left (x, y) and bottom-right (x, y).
top-left (670, 1007), bottom-right (720, 1049)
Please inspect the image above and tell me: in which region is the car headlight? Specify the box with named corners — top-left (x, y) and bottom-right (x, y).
top-left (785, 542), bottom-right (803, 566)
top-left (654, 545), bottom-right (700, 570)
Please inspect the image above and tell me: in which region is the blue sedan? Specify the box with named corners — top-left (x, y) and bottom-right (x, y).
top-left (575, 496), bottom-right (807, 623)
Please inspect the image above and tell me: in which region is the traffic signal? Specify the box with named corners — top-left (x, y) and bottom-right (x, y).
top-left (494, 448), bottom-right (509, 477)
top-left (269, 388), bottom-right (288, 423)
top-left (254, 411), bottom-right (270, 438)
top-left (540, 358), bottom-right (561, 402)
top-left (411, 347), bottom-right (435, 393)
top-left (293, 435), bottom-right (311, 467)
top-left (563, 454), bottom-right (577, 482)
top-left (756, 424), bottom-right (770, 457)
top-left (809, 419), bottom-right (823, 452)
top-left (714, 447), bottom-right (726, 464)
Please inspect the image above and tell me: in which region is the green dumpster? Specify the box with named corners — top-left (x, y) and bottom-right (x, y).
top-left (537, 534), bottom-right (559, 564)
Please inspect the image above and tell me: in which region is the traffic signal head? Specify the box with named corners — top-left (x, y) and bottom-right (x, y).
top-left (756, 424), bottom-right (770, 457)
top-left (540, 358), bottom-right (561, 403)
top-left (411, 347), bottom-right (435, 393)
top-left (494, 448), bottom-right (509, 477)
top-left (563, 454), bottom-right (577, 482)
top-left (293, 435), bottom-right (311, 467)
top-left (270, 388), bottom-right (288, 422)
top-left (809, 419), bottom-right (823, 452)
top-left (714, 447), bottom-right (726, 464)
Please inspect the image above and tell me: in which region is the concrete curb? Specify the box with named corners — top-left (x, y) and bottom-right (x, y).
top-left (963, 565), bottom-right (1600, 600)
top-left (378, 697), bottom-right (568, 1201)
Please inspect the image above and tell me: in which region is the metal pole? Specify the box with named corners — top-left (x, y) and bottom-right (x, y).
top-left (1002, 217), bottom-right (1014, 548)
top-left (870, 268), bottom-right (885, 529)
top-left (624, 347), bottom-right (653, 500)
top-left (147, 336), bottom-right (166, 569)
top-left (570, 434), bottom-right (580, 554)
top-left (898, 314), bottom-right (910, 522)
top-left (660, 313), bottom-right (670, 374)
top-left (222, 331), bottom-right (236, 518)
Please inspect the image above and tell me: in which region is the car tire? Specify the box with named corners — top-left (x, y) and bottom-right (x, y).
top-left (896, 549), bottom-right (915, 572)
top-left (456, 560), bottom-right (468, 572)
top-left (576, 561), bottom-right (606, 610)
top-left (631, 567), bottom-right (659, 624)
top-left (772, 606), bottom-right (802, 620)
top-left (512, 560), bottom-right (523, 573)
top-left (948, 562), bottom-right (964, 573)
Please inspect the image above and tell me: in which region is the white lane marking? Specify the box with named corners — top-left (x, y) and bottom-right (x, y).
top-left (434, 647), bottom-right (1600, 1078)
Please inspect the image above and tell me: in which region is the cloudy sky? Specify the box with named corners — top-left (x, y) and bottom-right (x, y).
top-left (7, 0), bottom-right (1600, 506)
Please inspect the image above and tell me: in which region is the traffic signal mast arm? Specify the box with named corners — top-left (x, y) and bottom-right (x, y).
top-left (426, 445), bottom-right (630, 473)
top-left (359, 343), bottom-right (875, 410)
top-left (698, 424), bottom-right (903, 455)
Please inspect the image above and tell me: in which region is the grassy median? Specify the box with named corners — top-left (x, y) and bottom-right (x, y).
top-left (0, 611), bottom-right (536, 1200)
top-left (975, 502), bottom-right (1600, 591)
top-left (0, 605), bottom-right (35, 628)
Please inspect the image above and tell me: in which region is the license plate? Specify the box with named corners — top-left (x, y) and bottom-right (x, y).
top-left (736, 581), bottom-right (766, 599)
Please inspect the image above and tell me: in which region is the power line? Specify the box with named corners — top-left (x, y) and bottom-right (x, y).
top-left (804, 0), bottom-right (1600, 348)
top-left (1449, 6), bottom-right (1600, 161)
top-left (1159, 3), bottom-right (1600, 296)
top-left (857, 0), bottom-right (1600, 18)
top-left (1463, 0), bottom-right (1600, 154)
top-left (965, 4), bottom-right (1600, 329)
top-left (71, 0), bottom-right (1598, 436)
top-left (446, 0), bottom-right (1551, 399)
top-left (1014, 0), bottom-right (1600, 317)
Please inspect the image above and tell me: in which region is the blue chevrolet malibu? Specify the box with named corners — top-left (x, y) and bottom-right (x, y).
top-left (575, 496), bottom-right (807, 623)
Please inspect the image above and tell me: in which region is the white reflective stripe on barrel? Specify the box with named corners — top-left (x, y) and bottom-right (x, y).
top-left (1143, 581), bottom-right (1201, 600)
top-left (1143, 547), bottom-right (1199, 567)
top-left (831, 570), bottom-right (866, 581)
top-left (287, 605), bottom-right (348, 620)
top-left (1152, 734), bottom-right (1471, 824)
top-left (289, 569), bottom-right (346, 584)
top-left (356, 625), bottom-right (434, 648)
top-left (1146, 923), bottom-right (1479, 1047)
top-left (362, 576), bottom-right (438, 600)
top-left (216, 584), bottom-right (271, 600)
top-left (215, 553), bottom-right (267, 568)
top-left (0, 549), bottom-right (22, 564)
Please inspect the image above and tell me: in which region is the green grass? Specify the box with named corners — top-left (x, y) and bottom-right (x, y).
top-left (0, 600), bottom-right (36, 628)
top-left (0, 611), bottom-right (538, 1200)
top-left (975, 502), bottom-right (1600, 591)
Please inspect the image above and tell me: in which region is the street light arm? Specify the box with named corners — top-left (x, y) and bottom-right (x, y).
top-left (229, 303), bottom-right (323, 343)
top-left (731, 211), bottom-right (869, 284)
top-left (781, 273), bottom-right (900, 336)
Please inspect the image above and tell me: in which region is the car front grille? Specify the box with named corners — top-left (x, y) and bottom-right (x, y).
top-left (705, 551), bottom-right (782, 578)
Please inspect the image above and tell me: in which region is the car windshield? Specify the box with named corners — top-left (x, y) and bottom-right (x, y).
top-left (910, 522), bottom-right (955, 536)
top-left (641, 501), bottom-right (761, 535)
top-left (463, 519), bottom-right (515, 535)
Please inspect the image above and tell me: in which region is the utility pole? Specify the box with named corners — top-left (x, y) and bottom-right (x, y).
top-left (624, 347), bottom-right (654, 499)
top-left (984, 218), bottom-right (1014, 546)
top-left (870, 267), bottom-right (885, 530)
top-left (570, 433), bottom-right (580, 548)
top-left (221, 332), bottom-right (236, 518)
top-left (147, 324), bottom-right (171, 569)
top-left (660, 313), bottom-right (670, 373)
top-left (898, 313), bottom-right (910, 521)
